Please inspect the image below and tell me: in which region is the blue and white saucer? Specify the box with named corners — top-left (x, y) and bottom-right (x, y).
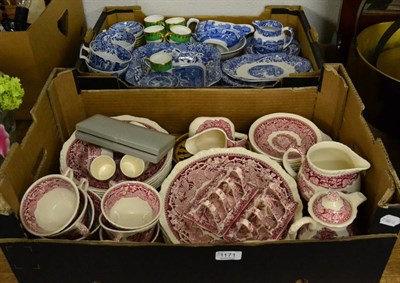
top-left (244, 36), bottom-right (301, 56)
top-left (138, 72), bottom-right (179, 87)
top-left (222, 53), bottom-right (312, 82)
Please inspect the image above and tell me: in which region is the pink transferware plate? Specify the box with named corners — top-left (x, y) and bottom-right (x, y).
top-left (159, 147), bottom-right (302, 244)
top-left (248, 113), bottom-right (323, 164)
top-left (59, 116), bottom-right (173, 195)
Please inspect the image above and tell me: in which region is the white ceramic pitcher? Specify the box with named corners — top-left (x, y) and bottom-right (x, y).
top-left (283, 141), bottom-right (371, 202)
top-left (288, 190), bottom-right (367, 240)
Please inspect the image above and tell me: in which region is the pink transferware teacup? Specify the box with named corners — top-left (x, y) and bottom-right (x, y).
top-left (101, 181), bottom-right (161, 230)
top-left (185, 116), bottom-right (248, 155)
top-left (19, 169), bottom-right (84, 237)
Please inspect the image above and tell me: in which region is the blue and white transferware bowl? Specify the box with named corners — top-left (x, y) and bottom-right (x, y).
top-left (80, 40), bottom-right (132, 72)
top-left (125, 42), bottom-right (221, 87)
top-left (222, 53), bottom-right (312, 82)
top-left (194, 27), bottom-right (241, 48)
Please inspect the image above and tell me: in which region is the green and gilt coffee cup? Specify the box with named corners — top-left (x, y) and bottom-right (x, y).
top-left (144, 15), bottom-right (165, 27)
top-left (165, 17), bottom-right (186, 31)
top-left (145, 52), bottom-right (173, 72)
top-left (144, 25), bottom-right (165, 43)
top-left (165, 25), bottom-right (192, 43)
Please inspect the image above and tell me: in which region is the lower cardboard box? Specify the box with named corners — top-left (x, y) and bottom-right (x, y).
top-left (0, 64), bottom-right (399, 283)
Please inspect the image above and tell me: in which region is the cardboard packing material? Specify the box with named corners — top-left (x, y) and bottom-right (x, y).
top-left (75, 5), bottom-right (323, 90)
top-left (0, 65), bottom-right (399, 283)
top-left (0, 0), bottom-right (85, 120)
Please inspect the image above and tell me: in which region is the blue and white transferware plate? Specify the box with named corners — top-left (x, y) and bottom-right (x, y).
top-left (125, 42), bottom-right (221, 87)
top-left (222, 53), bottom-right (312, 82)
top-left (244, 36), bottom-right (301, 56)
top-left (138, 72), bottom-right (179, 87)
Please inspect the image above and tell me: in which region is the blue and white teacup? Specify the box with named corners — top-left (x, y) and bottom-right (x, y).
top-left (95, 29), bottom-right (136, 52)
top-left (79, 40), bottom-right (132, 72)
top-left (252, 20), bottom-right (294, 54)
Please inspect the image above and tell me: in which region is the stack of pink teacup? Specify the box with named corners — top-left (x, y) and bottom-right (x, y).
top-left (19, 168), bottom-right (100, 240)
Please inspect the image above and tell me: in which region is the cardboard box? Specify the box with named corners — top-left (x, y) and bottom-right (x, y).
top-left (0, 65), bottom-right (399, 283)
top-left (75, 5), bottom-right (323, 90)
top-left (0, 0), bottom-right (85, 120)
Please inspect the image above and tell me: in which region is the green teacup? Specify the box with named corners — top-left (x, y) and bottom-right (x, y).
top-left (144, 15), bottom-right (165, 27)
top-left (165, 17), bottom-right (186, 32)
top-left (165, 25), bottom-right (192, 43)
top-left (145, 52), bottom-right (173, 72)
top-left (144, 25), bottom-right (165, 43)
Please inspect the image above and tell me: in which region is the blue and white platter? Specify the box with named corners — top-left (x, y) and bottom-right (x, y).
top-left (138, 72), bottom-right (180, 87)
top-left (124, 42), bottom-right (221, 87)
top-left (222, 53), bottom-right (312, 82)
top-left (244, 36), bottom-right (301, 56)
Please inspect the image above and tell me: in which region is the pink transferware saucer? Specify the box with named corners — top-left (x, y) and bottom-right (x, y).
top-left (60, 116), bottom-right (173, 195)
top-left (159, 147), bottom-right (302, 244)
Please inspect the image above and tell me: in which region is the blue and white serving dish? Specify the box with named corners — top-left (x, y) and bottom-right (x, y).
top-left (125, 42), bottom-right (221, 87)
top-left (244, 36), bottom-right (301, 56)
top-left (138, 72), bottom-right (180, 87)
top-left (222, 53), bottom-right (312, 82)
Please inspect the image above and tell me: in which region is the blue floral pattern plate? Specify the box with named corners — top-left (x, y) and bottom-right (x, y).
top-left (244, 36), bottom-right (301, 56)
top-left (138, 72), bottom-right (180, 87)
top-left (222, 53), bottom-right (312, 82)
top-left (124, 42), bottom-right (221, 87)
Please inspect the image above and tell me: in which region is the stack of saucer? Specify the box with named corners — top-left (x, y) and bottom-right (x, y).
top-left (109, 21), bottom-right (145, 48)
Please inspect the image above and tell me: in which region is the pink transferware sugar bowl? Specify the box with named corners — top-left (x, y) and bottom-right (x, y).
top-left (288, 190), bottom-right (367, 240)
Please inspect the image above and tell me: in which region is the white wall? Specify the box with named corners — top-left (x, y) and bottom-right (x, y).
top-left (83, 0), bottom-right (343, 43)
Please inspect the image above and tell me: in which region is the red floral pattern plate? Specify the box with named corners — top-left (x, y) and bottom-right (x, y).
top-left (159, 147), bottom-right (302, 244)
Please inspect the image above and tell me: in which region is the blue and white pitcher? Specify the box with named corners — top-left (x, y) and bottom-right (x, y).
top-left (252, 20), bottom-right (294, 53)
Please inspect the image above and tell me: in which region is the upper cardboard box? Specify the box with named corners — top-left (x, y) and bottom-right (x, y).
top-left (0, 0), bottom-right (85, 120)
top-left (0, 65), bottom-right (399, 283)
top-left (75, 5), bottom-right (323, 90)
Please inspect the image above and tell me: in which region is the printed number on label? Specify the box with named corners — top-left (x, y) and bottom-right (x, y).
top-left (215, 251), bottom-right (242, 261)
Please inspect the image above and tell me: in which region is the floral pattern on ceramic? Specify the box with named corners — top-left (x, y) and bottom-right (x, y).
top-left (244, 36), bottom-right (301, 56)
top-left (187, 18), bottom-right (254, 39)
top-left (283, 141), bottom-right (371, 202)
top-left (252, 20), bottom-right (294, 53)
top-left (109, 21), bottom-right (144, 38)
top-left (124, 42), bottom-right (221, 87)
top-left (159, 147), bottom-right (302, 244)
top-left (222, 53), bottom-right (312, 82)
top-left (185, 117), bottom-right (248, 154)
top-left (249, 113), bottom-right (322, 165)
top-left (101, 181), bottom-right (161, 230)
top-left (95, 29), bottom-right (136, 52)
top-left (80, 40), bottom-right (132, 72)
top-left (288, 191), bottom-right (367, 240)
